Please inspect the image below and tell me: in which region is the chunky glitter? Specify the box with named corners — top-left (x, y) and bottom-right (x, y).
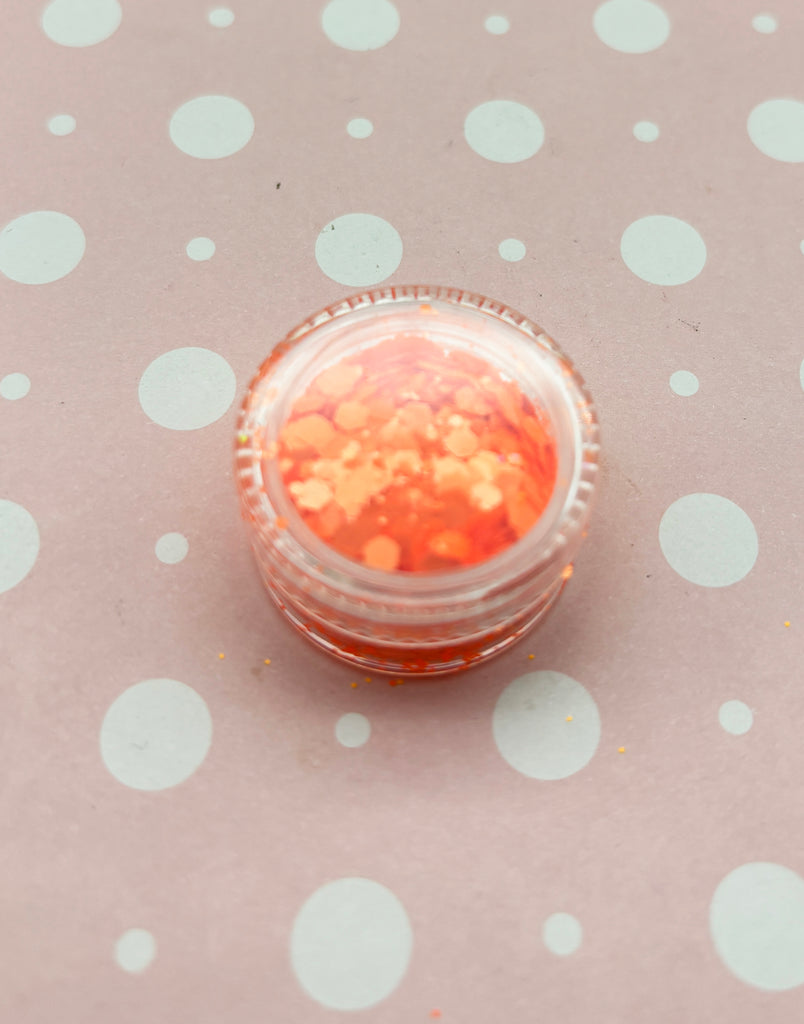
top-left (273, 337), bottom-right (557, 572)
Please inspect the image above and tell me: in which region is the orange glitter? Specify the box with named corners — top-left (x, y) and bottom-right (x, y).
top-left (618, 746), bottom-right (626, 754)
top-left (363, 535), bottom-right (402, 571)
top-left (528, 653), bottom-right (535, 660)
top-left (218, 652), bottom-right (225, 659)
top-left (785, 621), bottom-right (791, 627)
top-left (566, 715), bottom-right (573, 722)
top-left (274, 336), bottom-right (558, 572)
top-left (351, 681), bottom-right (358, 689)
top-left (263, 658), bottom-right (272, 665)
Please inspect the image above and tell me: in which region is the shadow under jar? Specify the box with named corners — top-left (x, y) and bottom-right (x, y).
top-left (235, 285), bottom-right (599, 676)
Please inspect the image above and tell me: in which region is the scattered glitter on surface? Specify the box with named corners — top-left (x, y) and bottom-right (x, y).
top-left (618, 746), bottom-right (626, 754)
top-left (218, 652), bottom-right (225, 660)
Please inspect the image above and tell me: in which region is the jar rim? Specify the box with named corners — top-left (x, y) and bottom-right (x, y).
top-left (235, 285), bottom-right (599, 599)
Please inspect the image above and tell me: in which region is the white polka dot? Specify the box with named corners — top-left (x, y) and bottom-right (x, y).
top-left (322, 0), bottom-right (400, 51)
top-left (710, 863), bottom-right (804, 991)
top-left (48, 114), bottom-right (76, 136)
top-left (659, 494), bottom-right (758, 588)
top-left (0, 373), bottom-right (31, 400)
top-left (186, 236), bottom-right (215, 261)
top-left (41, 0), bottom-right (121, 47)
top-left (208, 7), bottom-right (234, 27)
top-left (291, 878), bottom-right (412, 1010)
top-left (114, 928), bottom-right (156, 973)
top-left (748, 99), bottom-right (804, 163)
top-left (315, 213), bottom-right (403, 287)
top-left (464, 100), bottom-right (544, 163)
top-left (169, 96), bottom-right (254, 160)
top-left (593, 0), bottom-right (670, 53)
top-left (335, 712), bottom-right (371, 747)
top-left (155, 533), bottom-right (189, 564)
top-left (0, 500), bottom-right (40, 595)
top-left (100, 678), bottom-right (212, 791)
top-left (493, 671), bottom-right (601, 780)
top-left (347, 117), bottom-right (374, 139)
top-left (138, 347), bottom-right (236, 431)
top-left (620, 215), bottom-right (706, 286)
top-left (633, 120), bottom-right (659, 142)
top-left (0, 211), bottom-right (86, 285)
top-left (498, 238), bottom-right (526, 261)
top-left (543, 913), bottom-right (583, 956)
top-left (719, 700), bottom-right (754, 736)
top-left (485, 14), bottom-right (510, 34)
top-left (752, 13), bottom-right (777, 33)
top-left (669, 370), bottom-right (698, 396)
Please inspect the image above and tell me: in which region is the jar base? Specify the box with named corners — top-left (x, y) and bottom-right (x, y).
top-left (274, 579), bottom-right (568, 677)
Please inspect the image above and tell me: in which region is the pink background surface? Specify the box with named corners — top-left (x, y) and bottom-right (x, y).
top-left (2, 1), bottom-right (803, 1021)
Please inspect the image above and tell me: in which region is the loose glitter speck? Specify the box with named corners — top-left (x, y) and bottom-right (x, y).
top-left (350, 681), bottom-right (358, 689)
top-left (784, 621), bottom-right (791, 627)
top-left (528, 654), bottom-right (535, 660)
top-left (218, 652), bottom-right (225, 659)
top-left (618, 746), bottom-right (626, 754)
top-left (566, 715), bottom-right (573, 722)
top-left (263, 658), bottom-right (271, 665)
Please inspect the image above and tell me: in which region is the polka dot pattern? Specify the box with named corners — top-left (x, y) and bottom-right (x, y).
top-left (155, 532), bottom-right (189, 564)
top-left (464, 100), bottom-right (544, 163)
top-left (669, 370), bottom-right (699, 396)
top-left (543, 913), bottom-right (583, 956)
top-left (169, 96), bottom-right (254, 159)
top-left (493, 671), bottom-right (601, 780)
top-left (593, 0), bottom-right (670, 54)
top-left (314, 213), bottom-right (403, 286)
top-left (620, 215), bottom-right (707, 286)
top-left (48, 114), bottom-right (76, 136)
top-left (5, 4), bottom-right (803, 1018)
top-left (335, 712), bottom-right (371, 747)
top-left (346, 117), bottom-right (374, 139)
top-left (321, 0), bottom-right (400, 51)
top-left (100, 679), bottom-right (212, 791)
top-left (0, 211), bottom-right (86, 285)
top-left (718, 700), bottom-right (753, 736)
top-left (485, 15), bottom-right (510, 35)
top-left (633, 120), bottom-right (659, 142)
top-left (186, 236), bottom-right (215, 261)
top-left (659, 494), bottom-right (758, 588)
top-left (291, 878), bottom-right (413, 1009)
top-left (747, 99), bottom-right (804, 163)
top-left (138, 347), bottom-right (236, 430)
top-left (0, 500), bottom-right (40, 595)
top-left (710, 863), bottom-right (804, 990)
top-left (41, 0), bottom-right (122, 48)
top-left (0, 373), bottom-right (31, 400)
top-left (114, 929), bottom-right (156, 973)
top-left (498, 238), bottom-right (526, 261)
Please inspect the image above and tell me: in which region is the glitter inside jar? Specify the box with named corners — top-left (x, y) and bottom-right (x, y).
top-left (235, 286), bottom-right (599, 675)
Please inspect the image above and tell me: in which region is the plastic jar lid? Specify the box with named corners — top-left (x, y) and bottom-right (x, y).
top-left (235, 285), bottom-right (599, 675)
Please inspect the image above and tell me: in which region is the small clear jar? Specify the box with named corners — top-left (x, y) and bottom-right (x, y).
top-left (235, 285), bottom-right (599, 675)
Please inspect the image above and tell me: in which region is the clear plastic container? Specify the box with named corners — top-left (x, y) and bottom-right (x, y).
top-left (235, 285), bottom-right (599, 675)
